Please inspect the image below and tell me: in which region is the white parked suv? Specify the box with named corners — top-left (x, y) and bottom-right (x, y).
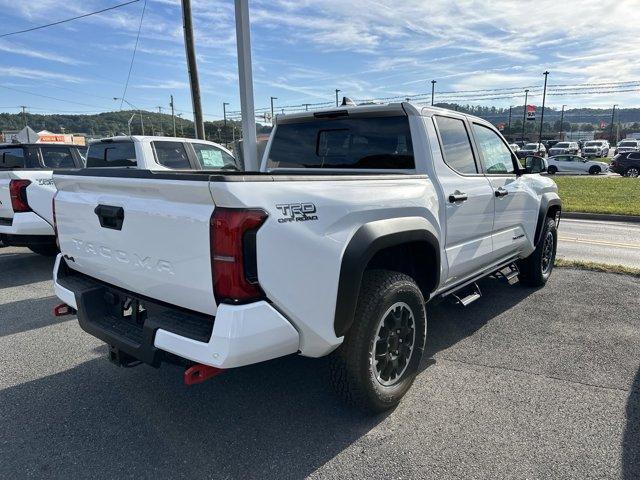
top-left (0, 136), bottom-right (237, 256)
top-left (548, 141), bottom-right (579, 156)
top-left (582, 140), bottom-right (609, 158)
top-left (547, 155), bottom-right (609, 175)
top-left (51, 103), bottom-right (561, 412)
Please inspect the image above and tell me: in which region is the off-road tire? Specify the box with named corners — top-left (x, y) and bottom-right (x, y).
top-left (329, 270), bottom-right (427, 413)
top-left (518, 217), bottom-right (557, 287)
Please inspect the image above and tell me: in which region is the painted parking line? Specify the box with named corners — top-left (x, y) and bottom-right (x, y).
top-left (558, 236), bottom-right (640, 250)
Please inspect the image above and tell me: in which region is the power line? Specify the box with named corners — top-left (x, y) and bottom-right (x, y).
top-left (119, 0), bottom-right (147, 109)
top-left (0, 0), bottom-right (141, 38)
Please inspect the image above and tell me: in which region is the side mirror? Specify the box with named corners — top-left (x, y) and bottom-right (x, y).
top-left (524, 156), bottom-right (547, 174)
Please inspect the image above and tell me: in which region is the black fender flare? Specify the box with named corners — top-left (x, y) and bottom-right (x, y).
top-left (534, 193), bottom-right (562, 246)
top-left (334, 217), bottom-right (440, 337)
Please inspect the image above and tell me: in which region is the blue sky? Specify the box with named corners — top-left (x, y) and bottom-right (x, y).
top-left (0, 0), bottom-right (639, 122)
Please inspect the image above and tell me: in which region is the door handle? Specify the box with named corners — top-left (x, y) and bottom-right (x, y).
top-left (495, 188), bottom-right (509, 198)
top-left (448, 191), bottom-right (468, 203)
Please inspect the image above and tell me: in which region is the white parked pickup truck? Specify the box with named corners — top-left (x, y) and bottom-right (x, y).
top-left (0, 136), bottom-right (237, 256)
top-left (0, 143), bottom-right (84, 255)
top-left (52, 103), bottom-right (561, 412)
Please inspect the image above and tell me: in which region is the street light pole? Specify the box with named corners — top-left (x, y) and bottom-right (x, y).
top-left (610, 104), bottom-right (618, 144)
top-left (521, 89), bottom-right (529, 141)
top-left (431, 80), bottom-right (437, 106)
top-left (223, 101), bottom-right (229, 144)
top-left (114, 97), bottom-right (144, 135)
top-left (335, 89), bottom-right (340, 107)
top-left (234, 0), bottom-right (258, 170)
top-left (507, 106), bottom-right (512, 137)
top-left (559, 104), bottom-right (566, 139)
top-left (538, 71), bottom-right (549, 146)
top-left (170, 95), bottom-right (176, 137)
top-left (270, 96), bottom-right (277, 124)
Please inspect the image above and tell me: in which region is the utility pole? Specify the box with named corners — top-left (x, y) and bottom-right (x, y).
top-left (522, 89), bottom-right (529, 141)
top-left (303, 103), bottom-right (310, 111)
top-left (170, 95), bottom-right (176, 137)
top-left (538, 71), bottom-right (549, 145)
top-left (157, 106), bottom-right (163, 114)
top-left (507, 106), bottom-right (512, 137)
top-left (270, 96), bottom-right (277, 124)
top-left (431, 80), bottom-right (437, 106)
top-left (234, 0), bottom-right (258, 170)
top-left (559, 104), bottom-right (566, 139)
top-left (177, 113), bottom-right (184, 137)
top-left (20, 105), bottom-right (28, 128)
top-left (223, 101), bottom-right (229, 144)
top-left (335, 89), bottom-right (340, 107)
top-left (610, 104), bottom-right (618, 144)
top-left (182, 0), bottom-right (205, 139)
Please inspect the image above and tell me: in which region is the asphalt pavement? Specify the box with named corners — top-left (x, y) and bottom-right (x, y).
top-left (558, 218), bottom-right (640, 268)
top-left (0, 245), bottom-right (639, 479)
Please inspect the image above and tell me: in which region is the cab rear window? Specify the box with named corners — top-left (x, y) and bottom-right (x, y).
top-left (86, 142), bottom-right (136, 167)
top-left (0, 148), bottom-right (25, 169)
top-left (267, 116), bottom-right (414, 169)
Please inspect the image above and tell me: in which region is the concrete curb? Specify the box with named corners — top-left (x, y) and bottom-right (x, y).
top-left (563, 211), bottom-right (640, 223)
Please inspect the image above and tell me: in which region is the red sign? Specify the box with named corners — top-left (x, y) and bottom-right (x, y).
top-left (38, 135), bottom-right (66, 143)
top-left (497, 123), bottom-right (505, 131)
top-left (526, 105), bottom-right (536, 121)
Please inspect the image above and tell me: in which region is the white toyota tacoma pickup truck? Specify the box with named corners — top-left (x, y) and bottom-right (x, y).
top-left (0, 136), bottom-right (237, 256)
top-left (52, 103), bottom-right (560, 411)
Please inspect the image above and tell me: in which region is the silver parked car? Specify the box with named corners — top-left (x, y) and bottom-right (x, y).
top-left (548, 141), bottom-right (579, 156)
top-left (547, 155), bottom-right (609, 175)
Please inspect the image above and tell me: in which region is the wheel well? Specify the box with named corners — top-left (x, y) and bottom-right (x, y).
top-left (547, 204), bottom-right (561, 221)
top-left (365, 241), bottom-right (439, 299)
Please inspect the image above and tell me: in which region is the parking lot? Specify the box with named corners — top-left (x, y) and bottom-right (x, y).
top-left (1, 245), bottom-right (638, 479)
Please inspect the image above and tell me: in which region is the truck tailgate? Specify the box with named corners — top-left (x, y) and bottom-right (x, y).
top-left (54, 173), bottom-right (217, 315)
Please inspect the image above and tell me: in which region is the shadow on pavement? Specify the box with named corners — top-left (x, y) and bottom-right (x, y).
top-left (0, 354), bottom-right (390, 479)
top-left (624, 366), bottom-right (640, 479)
top-left (426, 275), bottom-right (536, 358)
top-left (0, 295), bottom-right (70, 338)
top-left (0, 249), bottom-right (55, 289)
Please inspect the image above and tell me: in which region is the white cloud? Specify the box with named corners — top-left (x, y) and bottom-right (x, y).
top-left (0, 66), bottom-right (86, 83)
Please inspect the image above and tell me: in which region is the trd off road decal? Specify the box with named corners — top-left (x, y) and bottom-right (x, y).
top-left (36, 178), bottom-right (55, 186)
top-left (275, 203), bottom-right (318, 223)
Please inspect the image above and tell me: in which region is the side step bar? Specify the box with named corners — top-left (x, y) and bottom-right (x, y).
top-left (452, 282), bottom-right (482, 307)
top-left (494, 263), bottom-right (520, 283)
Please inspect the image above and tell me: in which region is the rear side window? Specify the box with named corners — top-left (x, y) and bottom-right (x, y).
top-left (86, 142), bottom-right (136, 167)
top-left (434, 116), bottom-right (477, 174)
top-left (472, 124), bottom-right (516, 174)
top-left (152, 141), bottom-right (190, 169)
top-left (267, 116), bottom-right (414, 169)
top-left (0, 148), bottom-right (25, 168)
top-left (40, 147), bottom-right (75, 168)
top-left (192, 143), bottom-right (236, 169)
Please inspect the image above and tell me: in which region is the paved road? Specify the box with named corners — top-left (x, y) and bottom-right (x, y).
top-left (558, 218), bottom-right (640, 268)
top-left (0, 245), bottom-right (639, 479)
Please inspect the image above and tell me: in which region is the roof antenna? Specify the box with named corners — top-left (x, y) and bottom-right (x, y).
top-left (341, 97), bottom-right (357, 107)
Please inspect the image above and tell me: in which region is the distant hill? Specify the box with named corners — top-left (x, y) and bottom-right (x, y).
top-left (0, 110), bottom-right (272, 139)
top-left (1, 105), bottom-right (639, 139)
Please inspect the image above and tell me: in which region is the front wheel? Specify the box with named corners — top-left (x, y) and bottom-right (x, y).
top-left (588, 166), bottom-right (601, 175)
top-left (518, 217), bottom-right (557, 287)
top-left (547, 165), bottom-right (558, 175)
top-left (625, 167), bottom-right (640, 178)
top-left (330, 270), bottom-right (427, 413)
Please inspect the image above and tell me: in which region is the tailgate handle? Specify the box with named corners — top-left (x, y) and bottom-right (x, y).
top-left (94, 205), bottom-right (124, 231)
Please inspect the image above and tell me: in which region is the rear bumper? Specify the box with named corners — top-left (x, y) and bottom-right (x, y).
top-left (0, 212), bottom-right (54, 238)
top-left (53, 255), bottom-right (299, 369)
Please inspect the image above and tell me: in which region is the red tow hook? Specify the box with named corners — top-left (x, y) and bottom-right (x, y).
top-left (53, 303), bottom-right (76, 317)
top-left (184, 364), bottom-right (223, 386)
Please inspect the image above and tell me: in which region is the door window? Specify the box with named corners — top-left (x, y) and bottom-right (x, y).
top-left (86, 141), bottom-right (136, 167)
top-left (192, 143), bottom-right (236, 169)
top-left (472, 124), bottom-right (516, 174)
top-left (152, 141), bottom-right (191, 169)
top-left (40, 147), bottom-right (75, 168)
top-left (434, 116), bottom-right (478, 174)
top-left (0, 148), bottom-right (25, 168)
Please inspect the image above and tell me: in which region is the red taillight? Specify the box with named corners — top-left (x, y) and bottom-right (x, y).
top-left (52, 191), bottom-right (59, 247)
top-left (210, 207), bottom-right (268, 303)
top-left (9, 179), bottom-right (31, 213)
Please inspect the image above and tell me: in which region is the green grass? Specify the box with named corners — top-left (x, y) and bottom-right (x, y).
top-left (555, 258), bottom-right (640, 277)
top-left (552, 176), bottom-right (640, 216)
